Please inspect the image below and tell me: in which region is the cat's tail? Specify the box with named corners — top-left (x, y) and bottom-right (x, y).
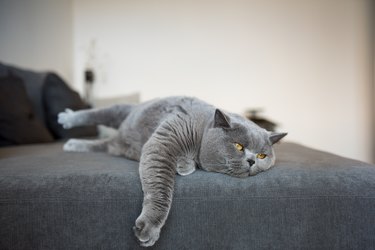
top-left (58, 104), bottom-right (134, 129)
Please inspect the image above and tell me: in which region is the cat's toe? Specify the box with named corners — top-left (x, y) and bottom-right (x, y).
top-left (133, 216), bottom-right (160, 247)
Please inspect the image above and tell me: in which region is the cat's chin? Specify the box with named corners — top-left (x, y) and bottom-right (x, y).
top-left (249, 170), bottom-right (261, 176)
top-left (250, 164), bottom-right (275, 176)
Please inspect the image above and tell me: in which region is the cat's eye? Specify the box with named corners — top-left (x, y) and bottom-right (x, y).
top-left (256, 153), bottom-right (267, 159)
top-left (234, 143), bottom-right (244, 151)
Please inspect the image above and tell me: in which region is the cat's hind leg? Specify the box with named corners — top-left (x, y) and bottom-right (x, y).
top-left (58, 104), bottom-right (133, 129)
top-left (63, 137), bottom-right (117, 154)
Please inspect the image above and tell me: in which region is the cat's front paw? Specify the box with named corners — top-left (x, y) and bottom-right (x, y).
top-left (133, 215), bottom-right (161, 247)
top-left (58, 108), bottom-right (75, 129)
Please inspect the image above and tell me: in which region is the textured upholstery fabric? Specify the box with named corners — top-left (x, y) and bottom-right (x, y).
top-left (0, 142), bottom-right (374, 249)
top-left (0, 75), bottom-right (54, 146)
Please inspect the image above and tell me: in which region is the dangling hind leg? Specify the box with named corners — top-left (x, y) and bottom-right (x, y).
top-left (58, 104), bottom-right (133, 129)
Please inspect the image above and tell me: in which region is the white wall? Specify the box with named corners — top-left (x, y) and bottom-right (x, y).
top-left (73, 0), bottom-right (373, 163)
top-left (1, 0), bottom-right (372, 163)
top-left (0, 0), bottom-right (73, 83)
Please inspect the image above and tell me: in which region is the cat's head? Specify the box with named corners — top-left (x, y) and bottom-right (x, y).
top-left (199, 109), bottom-right (287, 178)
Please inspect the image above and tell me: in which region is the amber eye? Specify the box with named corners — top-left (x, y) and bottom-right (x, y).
top-left (256, 153), bottom-right (267, 159)
top-left (235, 143), bottom-right (244, 151)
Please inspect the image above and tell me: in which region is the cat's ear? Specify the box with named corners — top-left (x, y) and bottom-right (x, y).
top-left (269, 132), bottom-right (287, 144)
top-left (214, 109), bottom-right (231, 128)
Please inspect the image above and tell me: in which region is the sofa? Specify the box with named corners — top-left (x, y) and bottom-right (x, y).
top-left (1, 63), bottom-right (375, 249)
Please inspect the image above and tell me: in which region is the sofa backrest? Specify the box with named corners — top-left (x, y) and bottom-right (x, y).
top-left (0, 62), bottom-right (47, 125)
top-left (0, 62), bottom-right (97, 145)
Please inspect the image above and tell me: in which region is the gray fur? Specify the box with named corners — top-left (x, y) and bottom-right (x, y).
top-left (58, 96), bottom-right (286, 247)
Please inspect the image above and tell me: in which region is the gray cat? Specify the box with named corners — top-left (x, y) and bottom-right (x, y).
top-left (58, 96), bottom-right (287, 247)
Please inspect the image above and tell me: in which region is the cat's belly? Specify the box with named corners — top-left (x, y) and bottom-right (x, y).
top-left (116, 96), bottom-right (213, 161)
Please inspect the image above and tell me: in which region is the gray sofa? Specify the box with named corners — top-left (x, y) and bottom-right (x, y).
top-left (0, 63), bottom-right (375, 249)
top-left (1, 142), bottom-right (375, 249)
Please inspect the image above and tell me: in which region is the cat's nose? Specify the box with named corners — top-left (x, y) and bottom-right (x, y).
top-left (247, 159), bottom-right (255, 167)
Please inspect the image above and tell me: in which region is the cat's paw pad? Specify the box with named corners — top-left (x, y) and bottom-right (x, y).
top-left (133, 216), bottom-right (161, 247)
top-left (63, 139), bottom-right (88, 152)
top-left (58, 108), bottom-right (75, 129)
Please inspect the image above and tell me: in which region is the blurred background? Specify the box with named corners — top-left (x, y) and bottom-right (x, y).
top-left (0, 0), bottom-right (374, 163)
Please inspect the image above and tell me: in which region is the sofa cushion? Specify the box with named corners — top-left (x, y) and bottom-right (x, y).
top-left (0, 142), bottom-right (374, 249)
top-left (0, 74), bottom-right (54, 146)
top-left (43, 73), bottom-right (97, 139)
